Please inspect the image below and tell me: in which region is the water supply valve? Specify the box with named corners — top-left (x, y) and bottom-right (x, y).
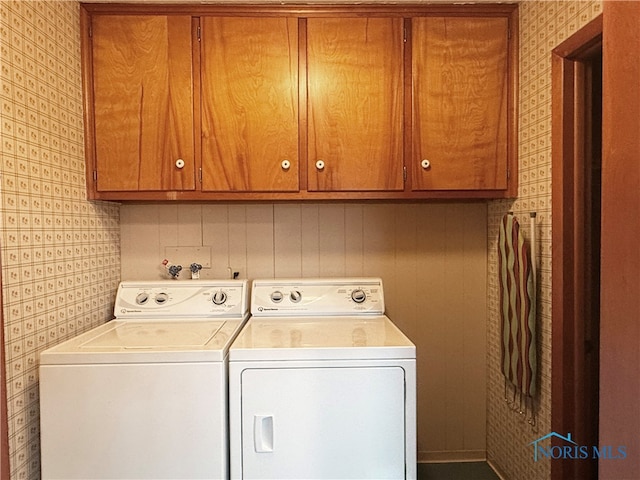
top-left (190, 263), bottom-right (203, 279)
top-left (162, 259), bottom-right (182, 279)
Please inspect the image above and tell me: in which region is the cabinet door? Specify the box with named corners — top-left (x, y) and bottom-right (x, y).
top-left (200, 17), bottom-right (299, 192)
top-left (412, 17), bottom-right (509, 191)
top-left (307, 18), bottom-right (404, 192)
top-left (91, 15), bottom-right (195, 192)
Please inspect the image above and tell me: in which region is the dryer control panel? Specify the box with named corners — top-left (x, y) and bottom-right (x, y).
top-left (251, 278), bottom-right (385, 316)
top-left (115, 280), bottom-right (249, 318)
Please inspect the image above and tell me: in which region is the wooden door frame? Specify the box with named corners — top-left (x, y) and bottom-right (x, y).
top-left (599, 2), bottom-right (640, 478)
top-left (551, 14), bottom-right (602, 480)
top-left (1, 269), bottom-right (9, 478)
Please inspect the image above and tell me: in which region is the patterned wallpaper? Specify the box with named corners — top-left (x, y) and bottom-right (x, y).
top-left (486, 1), bottom-right (602, 479)
top-left (0, 2), bottom-right (121, 479)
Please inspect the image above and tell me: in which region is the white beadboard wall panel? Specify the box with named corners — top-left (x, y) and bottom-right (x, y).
top-left (362, 205), bottom-right (397, 296)
top-left (443, 207), bottom-right (467, 452)
top-left (274, 204), bottom-right (303, 278)
top-left (245, 205), bottom-right (275, 279)
top-left (462, 206), bottom-right (489, 451)
top-left (120, 204), bottom-right (162, 279)
top-left (158, 204), bottom-right (180, 246)
top-left (449, 205), bottom-right (474, 453)
top-left (345, 204), bottom-right (365, 276)
top-left (390, 204), bottom-right (419, 339)
top-left (202, 204), bottom-right (233, 278)
top-left (416, 204), bottom-right (449, 454)
top-left (120, 201), bottom-right (488, 462)
top-left (176, 204), bottom-right (203, 245)
top-left (300, 204), bottom-right (321, 277)
top-left (227, 205), bottom-right (248, 279)
top-left (318, 204), bottom-right (347, 277)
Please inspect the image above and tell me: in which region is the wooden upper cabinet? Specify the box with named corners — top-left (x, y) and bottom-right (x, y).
top-left (411, 16), bottom-right (510, 191)
top-left (200, 17), bottom-right (299, 192)
top-left (306, 18), bottom-right (404, 192)
top-left (82, 5), bottom-right (516, 200)
top-left (90, 15), bottom-right (196, 192)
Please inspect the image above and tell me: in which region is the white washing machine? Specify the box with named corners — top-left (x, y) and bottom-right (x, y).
top-left (39, 280), bottom-right (249, 480)
top-left (229, 278), bottom-right (416, 480)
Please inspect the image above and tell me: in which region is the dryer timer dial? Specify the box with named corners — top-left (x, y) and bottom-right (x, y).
top-left (135, 292), bottom-right (150, 305)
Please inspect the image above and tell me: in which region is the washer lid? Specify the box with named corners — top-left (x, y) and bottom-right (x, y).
top-left (81, 321), bottom-right (225, 349)
top-left (40, 318), bottom-right (247, 365)
top-left (229, 316), bottom-right (415, 361)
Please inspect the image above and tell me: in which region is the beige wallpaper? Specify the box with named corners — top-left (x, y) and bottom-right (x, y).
top-left (486, 1), bottom-right (602, 479)
top-left (0, 2), bottom-right (121, 479)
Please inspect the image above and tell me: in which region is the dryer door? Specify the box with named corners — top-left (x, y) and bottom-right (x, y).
top-left (240, 366), bottom-right (406, 479)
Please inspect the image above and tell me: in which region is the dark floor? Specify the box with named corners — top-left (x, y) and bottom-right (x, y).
top-left (417, 462), bottom-right (500, 480)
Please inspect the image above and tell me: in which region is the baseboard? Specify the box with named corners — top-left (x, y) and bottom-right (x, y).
top-left (418, 450), bottom-right (487, 463)
top-left (486, 458), bottom-right (509, 480)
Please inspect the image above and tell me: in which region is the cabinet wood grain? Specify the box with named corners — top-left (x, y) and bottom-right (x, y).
top-left (91, 15), bottom-right (195, 191)
top-left (412, 17), bottom-right (509, 191)
top-left (307, 18), bottom-right (404, 192)
top-left (200, 17), bottom-right (299, 192)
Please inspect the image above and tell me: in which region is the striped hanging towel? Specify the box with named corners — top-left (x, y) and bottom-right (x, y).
top-left (498, 213), bottom-right (537, 399)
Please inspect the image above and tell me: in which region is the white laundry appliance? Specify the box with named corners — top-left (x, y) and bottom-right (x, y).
top-left (229, 278), bottom-right (416, 480)
top-left (39, 279), bottom-right (249, 480)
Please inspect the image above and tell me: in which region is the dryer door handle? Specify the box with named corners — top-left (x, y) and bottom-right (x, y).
top-left (254, 415), bottom-right (274, 453)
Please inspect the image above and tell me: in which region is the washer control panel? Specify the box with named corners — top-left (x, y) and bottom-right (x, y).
top-left (115, 280), bottom-right (249, 318)
top-left (251, 278), bottom-right (384, 316)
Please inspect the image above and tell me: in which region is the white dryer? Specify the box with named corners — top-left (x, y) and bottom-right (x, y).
top-left (229, 278), bottom-right (416, 480)
top-left (39, 280), bottom-right (249, 480)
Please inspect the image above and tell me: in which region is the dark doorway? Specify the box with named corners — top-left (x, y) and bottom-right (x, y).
top-left (582, 47), bottom-right (602, 480)
top-left (551, 15), bottom-right (602, 480)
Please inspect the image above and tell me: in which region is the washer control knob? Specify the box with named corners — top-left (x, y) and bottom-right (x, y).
top-left (351, 289), bottom-right (367, 304)
top-left (212, 290), bottom-right (227, 305)
top-left (290, 290), bottom-right (302, 303)
top-left (135, 292), bottom-right (149, 305)
top-left (271, 290), bottom-right (284, 303)
top-left (155, 292), bottom-right (169, 304)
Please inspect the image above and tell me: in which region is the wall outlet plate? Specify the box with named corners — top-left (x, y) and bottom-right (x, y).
top-left (164, 246), bottom-right (212, 269)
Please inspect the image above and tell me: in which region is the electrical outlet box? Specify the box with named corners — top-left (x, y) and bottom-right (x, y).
top-left (164, 246), bottom-right (212, 269)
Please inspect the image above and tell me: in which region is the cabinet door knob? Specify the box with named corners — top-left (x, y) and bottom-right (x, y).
top-left (315, 160), bottom-right (325, 171)
top-left (421, 159), bottom-right (431, 170)
top-left (281, 160), bottom-right (291, 170)
top-left (175, 159), bottom-right (185, 169)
